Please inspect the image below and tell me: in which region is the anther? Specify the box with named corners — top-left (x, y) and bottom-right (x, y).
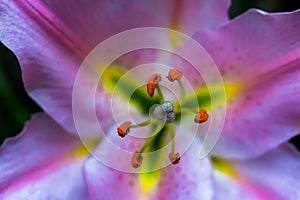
top-left (166, 69), bottom-right (182, 82)
top-left (131, 151), bottom-right (143, 168)
top-left (169, 152), bottom-right (181, 165)
top-left (194, 109), bottom-right (209, 123)
top-left (117, 121), bottom-right (131, 137)
top-left (147, 74), bottom-right (161, 97)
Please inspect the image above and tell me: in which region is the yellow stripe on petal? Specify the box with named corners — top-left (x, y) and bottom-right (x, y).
top-left (139, 171), bottom-right (161, 195)
top-left (224, 82), bottom-right (242, 103)
top-left (101, 65), bottom-right (126, 92)
top-left (169, 25), bottom-right (180, 48)
top-left (177, 82), bottom-right (242, 112)
top-left (100, 65), bottom-right (160, 114)
top-left (138, 127), bottom-right (167, 196)
top-left (211, 156), bottom-right (238, 179)
top-left (72, 138), bottom-right (102, 159)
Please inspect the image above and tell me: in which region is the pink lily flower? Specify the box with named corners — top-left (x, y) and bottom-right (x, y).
top-left (1, 0), bottom-right (300, 199)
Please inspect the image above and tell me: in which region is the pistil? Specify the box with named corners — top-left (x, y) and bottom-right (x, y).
top-left (117, 69), bottom-right (209, 168)
top-left (153, 101), bottom-right (176, 123)
top-left (166, 123), bottom-right (176, 153)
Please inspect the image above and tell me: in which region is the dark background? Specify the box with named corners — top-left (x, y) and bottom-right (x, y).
top-left (0, 0), bottom-right (300, 148)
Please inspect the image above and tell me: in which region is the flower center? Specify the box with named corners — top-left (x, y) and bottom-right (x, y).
top-left (117, 68), bottom-right (208, 168)
top-left (153, 101), bottom-right (176, 123)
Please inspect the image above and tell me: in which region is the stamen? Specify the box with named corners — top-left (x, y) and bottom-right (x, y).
top-left (117, 121), bottom-right (131, 138)
top-left (116, 68), bottom-right (207, 168)
top-left (177, 79), bottom-right (186, 99)
top-left (166, 69), bottom-right (185, 99)
top-left (194, 109), bottom-right (209, 123)
top-left (147, 74), bottom-right (161, 98)
top-left (166, 69), bottom-right (182, 82)
top-left (131, 151), bottom-right (143, 168)
top-left (130, 120), bottom-right (151, 128)
top-left (166, 123), bottom-right (176, 153)
top-left (169, 152), bottom-right (181, 165)
top-left (156, 86), bottom-right (165, 103)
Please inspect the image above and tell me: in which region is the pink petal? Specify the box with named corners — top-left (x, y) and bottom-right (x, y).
top-left (192, 9), bottom-right (300, 158)
top-left (22, 0), bottom-right (229, 50)
top-left (83, 157), bottom-right (141, 200)
top-left (0, 113), bottom-right (88, 199)
top-left (0, 0), bottom-right (229, 135)
top-left (82, 124), bottom-right (150, 200)
top-left (0, 1), bottom-right (115, 135)
top-left (83, 125), bottom-right (213, 200)
top-left (213, 144), bottom-right (300, 200)
top-left (195, 9), bottom-right (300, 80)
top-left (150, 140), bottom-right (213, 200)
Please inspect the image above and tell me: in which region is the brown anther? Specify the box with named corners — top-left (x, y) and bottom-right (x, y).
top-left (117, 121), bottom-right (131, 138)
top-left (147, 74), bottom-right (161, 97)
top-left (169, 152), bottom-right (181, 165)
top-left (131, 151), bottom-right (143, 168)
top-left (194, 109), bottom-right (209, 123)
top-left (166, 69), bottom-right (182, 82)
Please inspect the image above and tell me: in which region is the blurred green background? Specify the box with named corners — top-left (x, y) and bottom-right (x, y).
top-left (0, 0), bottom-right (300, 146)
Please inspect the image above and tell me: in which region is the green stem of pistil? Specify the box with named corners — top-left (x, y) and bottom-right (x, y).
top-left (156, 86), bottom-right (164, 103)
top-left (166, 124), bottom-right (176, 153)
top-left (177, 80), bottom-right (186, 100)
top-left (180, 108), bottom-right (198, 115)
top-left (140, 134), bottom-right (156, 153)
top-left (130, 120), bottom-right (152, 128)
top-left (140, 121), bottom-right (164, 153)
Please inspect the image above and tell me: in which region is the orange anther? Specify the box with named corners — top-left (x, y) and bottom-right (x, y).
top-left (117, 121), bottom-right (131, 137)
top-left (131, 151), bottom-right (143, 168)
top-left (169, 152), bottom-right (181, 165)
top-left (166, 69), bottom-right (182, 82)
top-left (147, 74), bottom-right (161, 97)
top-left (194, 109), bottom-right (209, 123)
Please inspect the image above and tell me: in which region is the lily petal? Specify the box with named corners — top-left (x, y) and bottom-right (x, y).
top-left (83, 125), bottom-right (213, 200)
top-left (83, 157), bottom-right (141, 200)
top-left (0, 113), bottom-right (88, 199)
top-left (212, 143), bottom-right (300, 200)
top-left (0, 0), bottom-right (229, 135)
top-left (0, 1), bottom-right (114, 134)
top-left (150, 139), bottom-right (213, 200)
top-left (192, 9), bottom-right (300, 158)
top-left (17, 0), bottom-right (230, 49)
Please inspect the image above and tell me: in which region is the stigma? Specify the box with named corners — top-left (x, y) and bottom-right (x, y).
top-left (153, 101), bottom-right (176, 123)
top-left (147, 74), bottom-right (161, 97)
